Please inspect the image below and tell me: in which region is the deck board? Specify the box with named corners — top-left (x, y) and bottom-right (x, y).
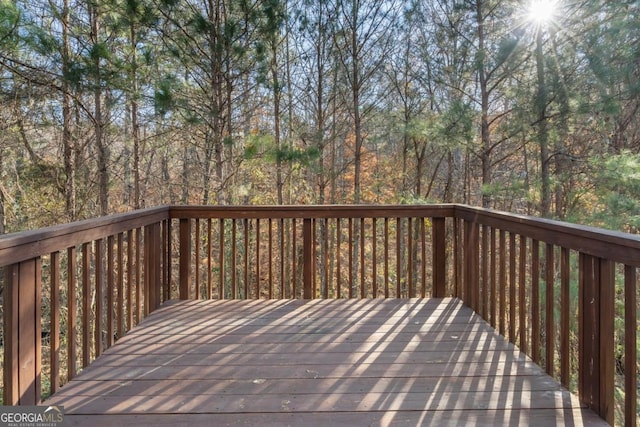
top-left (45, 298), bottom-right (608, 426)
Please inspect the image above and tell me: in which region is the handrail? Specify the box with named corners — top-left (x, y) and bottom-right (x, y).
top-left (453, 205), bottom-right (637, 426)
top-left (0, 204), bottom-right (636, 425)
top-left (1, 206), bottom-right (171, 405)
top-left (0, 206), bottom-right (170, 267)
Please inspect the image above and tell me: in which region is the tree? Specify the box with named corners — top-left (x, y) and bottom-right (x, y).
top-left (334, 0), bottom-right (398, 203)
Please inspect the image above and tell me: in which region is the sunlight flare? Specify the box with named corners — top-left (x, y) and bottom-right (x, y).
top-left (527, 0), bottom-right (559, 26)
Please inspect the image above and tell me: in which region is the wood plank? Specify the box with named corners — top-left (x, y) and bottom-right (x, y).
top-left (52, 389), bottom-right (586, 414)
top-left (62, 409), bottom-right (609, 427)
top-left (43, 298), bottom-right (605, 426)
top-left (48, 375), bottom-right (566, 398)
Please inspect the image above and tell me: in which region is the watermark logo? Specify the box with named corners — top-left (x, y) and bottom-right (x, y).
top-left (0, 406), bottom-right (64, 427)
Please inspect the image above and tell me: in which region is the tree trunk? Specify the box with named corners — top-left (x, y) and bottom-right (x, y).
top-left (62, 0), bottom-right (76, 220)
top-left (130, 21), bottom-right (142, 209)
top-left (536, 30), bottom-right (550, 217)
top-left (0, 146), bottom-right (5, 234)
top-left (476, 0), bottom-right (492, 209)
top-left (91, 4), bottom-right (108, 216)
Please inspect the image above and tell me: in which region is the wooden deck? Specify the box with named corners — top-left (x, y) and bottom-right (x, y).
top-left (46, 298), bottom-right (608, 426)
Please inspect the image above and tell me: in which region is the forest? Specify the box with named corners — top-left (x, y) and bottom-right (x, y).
top-left (0, 0), bottom-right (638, 233)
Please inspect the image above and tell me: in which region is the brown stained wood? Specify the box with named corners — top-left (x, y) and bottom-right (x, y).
top-left (14, 259), bottom-right (42, 404)
top-left (207, 219), bottom-right (212, 299)
top-left (336, 218), bottom-right (341, 299)
top-left (420, 218), bottom-right (426, 297)
top-left (268, 218), bottom-right (273, 299)
top-left (519, 235), bottom-right (527, 355)
top-left (532, 240), bottom-right (540, 365)
top-left (454, 205), bottom-right (640, 267)
top-left (143, 226), bottom-right (151, 316)
top-left (50, 252), bottom-right (61, 394)
top-left (279, 219), bottom-right (285, 299)
top-left (371, 218), bottom-right (380, 298)
top-left (509, 233), bottom-right (516, 344)
top-left (219, 219), bottom-right (225, 300)
top-left (349, 218), bottom-right (354, 298)
top-left (168, 205), bottom-right (457, 221)
top-left (117, 233), bottom-right (124, 339)
top-left (384, 218), bottom-right (389, 298)
top-left (256, 219), bottom-right (261, 299)
top-left (453, 218), bottom-right (460, 298)
top-left (82, 242), bottom-right (91, 368)
top-left (61, 409), bottom-right (608, 427)
top-left (0, 207), bottom-right (170, 267)
top-left (127, 230), bottom-right (133, 330)
top-left (396, 218), bottom-right (401, 297)
top-left (292, 219), bottom-right (297, 298)
top-left (44, 299), bottom-right (605, 426)
top-left (4, 264), bottom-right (19, 405)
top-left (324, 218), bottom-right (330, 299)
top-left (232, 219), bottom-right (237, 299)
top-left (95, 239), bottom-right (104, 357)
top-left (624, 265), bottom-right (637, 427)
top-left (303, 218), bottom-right (313, 299)
top-left (467, 221), bottom-right (480, 313)
top-left (360, 217), bottom-right (366, 299)
top-left (499, 230), bottom-right (506, 336)
top-left (179, 219), bottom-right (191, 300)
top-left (67, 246), bottom-right (77, 382)
top-left (242, 219), bottom-right (248, 299)
top-left (106, 236), bottom-right (114, 348)
top-left (195, 219), bottom-right (200, 299)
top-left (545, 243), bottom-right (555, 377)
top-left (560, 247), bottom-right (570, 387)
top-left (163, 220), bottom-right (170, 302)
top-left (578, 253), bottom-right (594, 408)
top-left (407, 217), bottom-right (413, 298)
top-left (481, 225), bottom-right (489, 318)
top-left (153, 223), bottom-right (162, 309)
top-left (312, 219), bottom-right (317, 299)
top-left (135, 228), bottom-right (142, 324)
top-left (598, 259), bottom-right (615, 425)
top-left (490, 227), bottom-right (496, 328)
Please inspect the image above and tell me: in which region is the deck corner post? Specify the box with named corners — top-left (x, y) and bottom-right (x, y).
top-left (432, 217), bottom-right (446, 297)
top-left (303, 218), bottom-right (313, 299)
top-left (179, 218), bottom-right (191, 300)
top-left (143, 223), bottom-right (163, 315)
top-left (3, 259), bottom-right (42, 405)
top-left (578, 254), bottom-right (615, 425)
top-left (463, 219), bottom-right (480, 311)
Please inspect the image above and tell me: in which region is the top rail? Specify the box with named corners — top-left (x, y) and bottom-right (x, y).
top-left (454, 205), bottom-right (640, 267)
top-left (169, 204), bottom-right (456, 219)
top-left (0, 206), bottom-right (170, 267)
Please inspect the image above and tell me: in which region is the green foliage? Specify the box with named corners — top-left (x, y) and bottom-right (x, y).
top-left (589, 151), bottom-right (640, 231)
top-left (154, 75), bottom-right (179, 116)
top-left (0, 0), bottom-right (20, 49)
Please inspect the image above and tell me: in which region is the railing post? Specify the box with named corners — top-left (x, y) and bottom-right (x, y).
top-left (463, 220), bottom-right (480, 311)
top-left (144, 223), bottom-right (163, 312)
top-left (179, 218), bottom-right (191, 300)
top-left (3, 259), bottom-right (42, 405)
top-left (431, 217), bottom-right (446, 297)
top-left (579, 253), bottom-right (615, 425)
top-left (303, 218), bottom-right (313, 299)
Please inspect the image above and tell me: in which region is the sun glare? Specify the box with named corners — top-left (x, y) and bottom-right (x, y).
top-left (527, 0), bottom-right (558, 26)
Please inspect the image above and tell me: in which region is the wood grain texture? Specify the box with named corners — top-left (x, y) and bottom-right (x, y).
top-left (45, 298), bottom-right (607, 426)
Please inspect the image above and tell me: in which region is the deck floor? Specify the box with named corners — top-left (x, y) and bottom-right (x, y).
top-left (46, 298), bottom-right (607, 426)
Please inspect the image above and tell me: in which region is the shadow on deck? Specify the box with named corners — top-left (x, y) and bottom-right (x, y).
top-left (45, 298), bottom-right (607, 426)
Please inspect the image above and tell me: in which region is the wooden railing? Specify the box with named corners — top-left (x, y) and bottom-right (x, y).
top-left (0, 204), bottom-right (637, 425)
top-left (0, 207), bottom-right (171, 405)
top-left (454, 206), bottom-right (639, 426)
